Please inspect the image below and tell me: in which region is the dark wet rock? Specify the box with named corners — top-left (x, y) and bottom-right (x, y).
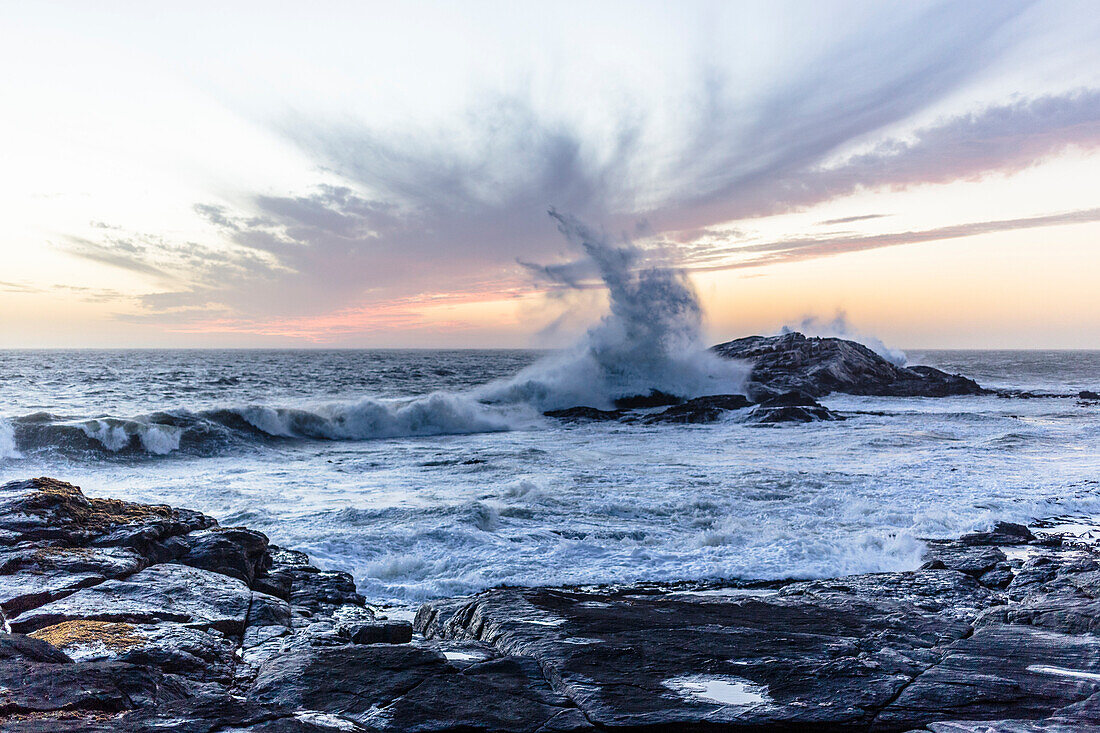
top-left (746, 391), bottom-right (843, 423)
top-left (29, 619), bottom-right (238, 682)
top-left (248, 591), bottom-right (293, 630)
top-left (640, 394), bottom-right (751, 424)
top-left (0, 633), bottom-right (191, 716)
top-left (253, 567), bottom-right (294, 600)
top-left (978, 568), bottom-right (1015, 589)
top-left (0, 546), bottom-right (146, 615)
top-left (1, 569), bottom-right (105, 617)
top-left (0, 632), bottom-right (73, 664)
top-left (348, 620), bottom-right (413, 644)
top-left (0, 695), bottom-right (283, 733)
top-left (612, 390), bottom-right (684, 409)
top-left (923, 544), bottom-right (1007, 577)
top-left (163, 526), bottom-right (271, 585)
top-left (379, 656), bottom-right (593, 732)
top-left (247, 639), bottom-right (449, 722)
top-left (543, 406), bottom-right (624, 421)
top-left (9, 563), bottom-right (254, 635)
top-left (417, 571), bottom-right (986, 730)
top-left (1080, 390), bottom-right (1100, 400)
top-left (959, 521), bottom-right (1037, 546)
top-left (874, 624), bottom-right (1100, 728)
top-left (713, 331), bottom-right (986, 397)
top-left (0, 477), bottom-right (215, 554)
top-left (0, 545), bottom-right (145, 579)
top-left (287, 568), bottom-right (364, 616)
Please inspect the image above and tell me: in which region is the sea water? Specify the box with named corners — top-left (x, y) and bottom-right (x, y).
top-left (1, 347), bottom-right (1098, 606)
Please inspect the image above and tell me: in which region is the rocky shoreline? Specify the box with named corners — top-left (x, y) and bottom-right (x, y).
top-left (3, 477), bottom-right (1100, 732)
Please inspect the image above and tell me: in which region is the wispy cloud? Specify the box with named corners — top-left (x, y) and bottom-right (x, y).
top-left (691, 206), bottom-right (1100, 270)
top-left (817, 214), bottom-right (891, 226)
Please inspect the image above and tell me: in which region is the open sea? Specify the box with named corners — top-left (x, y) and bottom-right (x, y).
top-left (1, 348), bottom-right (1098, 607)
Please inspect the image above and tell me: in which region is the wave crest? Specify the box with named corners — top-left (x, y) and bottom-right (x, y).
top-left (0, 393), bottom-right (529, 459)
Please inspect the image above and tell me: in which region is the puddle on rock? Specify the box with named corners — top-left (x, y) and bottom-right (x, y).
top-left (664, 675), bottom-right (770, 706)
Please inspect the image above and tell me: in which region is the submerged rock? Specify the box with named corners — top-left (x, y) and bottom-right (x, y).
top-left (745, 390), bottom-right (843, 423)
top-left (542, 406), bottom-right (624, 421)
top-left (612, 390), bottom-right (684, 409)
top-left (958, 521), bottom-right (1037, 546)
top-left (713, 331), bottom-right (986, 398)
top-left (640, 394), bottom-right (752, 424)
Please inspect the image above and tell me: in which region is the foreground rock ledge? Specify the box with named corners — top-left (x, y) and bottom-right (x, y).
top-left (3, 478), bottom-right (1100, 732)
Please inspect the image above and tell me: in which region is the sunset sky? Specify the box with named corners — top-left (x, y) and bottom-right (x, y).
top-left (3, 1), bottom-right (1100, 349)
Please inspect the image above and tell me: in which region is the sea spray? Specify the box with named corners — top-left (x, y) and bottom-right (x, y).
top-left (479, 210), bottom-right (748, 409)
top-left (783, 312), bottom-right (908, 367)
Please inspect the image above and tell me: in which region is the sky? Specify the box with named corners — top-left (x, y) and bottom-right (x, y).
top-left (2, 0), bottom-right (1100, 349)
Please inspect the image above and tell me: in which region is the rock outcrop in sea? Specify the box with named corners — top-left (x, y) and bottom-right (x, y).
top-left (4, 477), bottom-right (1100, 731)
top-left (544, 332), bottom-right (988, 427)
top-left (713, 331), bottom-right (986, 399)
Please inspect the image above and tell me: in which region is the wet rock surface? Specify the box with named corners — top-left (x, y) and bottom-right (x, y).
top-left (5, 480), bottom-right (1100, 732)
top-left (713, 331), bottom-right (986, 398)
top-left (546, 390), bottom-right (842, 426)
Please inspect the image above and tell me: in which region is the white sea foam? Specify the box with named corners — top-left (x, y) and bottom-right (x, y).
top-left (236, 392), bottom-right (526, 441)
top-left (0, 419), bottom-right (20, 460)
top-left (79, 419), bottom-right (182, 455)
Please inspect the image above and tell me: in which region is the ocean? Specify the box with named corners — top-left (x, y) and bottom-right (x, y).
top-left (1, 347), bottom-right (1098, 607)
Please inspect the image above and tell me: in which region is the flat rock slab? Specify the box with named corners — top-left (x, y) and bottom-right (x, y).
top-left (417, 571), bottom-right (990, 730)
top-left (373, 656), bottom-right (592, 732)
top-left (876, 624), bottom-right (1100, 729)
top-left (9, 563), bottom-right (253, 634)
top-left (248, 638), bottom-right (452, 721)
top-left (1, 545), bottom-right (146, 616)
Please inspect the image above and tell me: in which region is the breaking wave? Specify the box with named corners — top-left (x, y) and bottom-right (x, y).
top-left (0, 419), bottom-right (20, 460)
top-left (0, 395), bottom-right (529, 460)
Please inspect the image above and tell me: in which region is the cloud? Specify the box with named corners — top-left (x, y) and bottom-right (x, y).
top-left (691, 206), bottom-right (1100, 270)
top-left (817, 214), bottom-right (891, 226)
top-left (61, 1), bottom-right (1100, 339)
top-left (0, 281), bottom-right (44, 294)
top-left (64, 236), bottom-right (177, 280)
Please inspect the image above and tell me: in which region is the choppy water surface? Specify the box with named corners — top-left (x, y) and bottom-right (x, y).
top-left (1, 348), bottom-right (1098, 605)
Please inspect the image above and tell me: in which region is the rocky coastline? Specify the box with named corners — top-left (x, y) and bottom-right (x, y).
top-left (3, 477), bottom-right (1100, 732)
